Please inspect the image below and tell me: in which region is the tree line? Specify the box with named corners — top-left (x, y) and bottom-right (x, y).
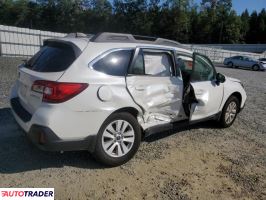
top-left (0, 0), bottom-right (265, 44)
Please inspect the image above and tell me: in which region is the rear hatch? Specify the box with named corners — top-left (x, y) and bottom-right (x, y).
top-left (17, 40), bottom-right (82, 114)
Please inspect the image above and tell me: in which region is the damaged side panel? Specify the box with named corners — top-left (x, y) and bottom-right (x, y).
top-left (126, 76), bottom-right (186, 129)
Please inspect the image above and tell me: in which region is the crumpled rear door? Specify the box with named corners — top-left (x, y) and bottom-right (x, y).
top-left (126, 48), bottom-right (184, 126)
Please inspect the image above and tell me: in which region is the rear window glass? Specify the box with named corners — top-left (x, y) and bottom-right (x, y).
top-left (92, 50), bottom-right (133, 76)
top-left (25, 42), bottom-right (77, 72)
top-left (233, 56), bottom-right (242, 60)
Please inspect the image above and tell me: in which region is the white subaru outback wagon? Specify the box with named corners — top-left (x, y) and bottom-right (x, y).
top-left (10, 32), bottom-right (247, 166)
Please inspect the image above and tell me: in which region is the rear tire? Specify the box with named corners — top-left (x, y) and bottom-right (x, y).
top-left (219, 96), bottom-right (240, 128)
top-left (93, 112), bottom-right (141, 166)
top-left (252, 65), bottom-right (260, 71)
top-left (228, 62), bottom-right (234, 68)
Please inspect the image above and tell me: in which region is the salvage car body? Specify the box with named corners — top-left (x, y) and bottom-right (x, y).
top-left (10, 33), bottom-right (247, 152)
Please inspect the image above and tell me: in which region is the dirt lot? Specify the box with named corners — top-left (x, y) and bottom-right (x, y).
top-left (0, 57), bottom-right (265, 200)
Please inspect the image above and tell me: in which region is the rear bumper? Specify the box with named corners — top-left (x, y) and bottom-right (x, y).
top-left (27, 125), bottom-right (96, 152)
top-left (10, 97), bottom-right (32, 123)
top-left (10, 97), bottom-right (98, 152)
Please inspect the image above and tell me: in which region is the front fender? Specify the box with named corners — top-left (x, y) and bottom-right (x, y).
top-left (219, 79), bottom-right (247, 111)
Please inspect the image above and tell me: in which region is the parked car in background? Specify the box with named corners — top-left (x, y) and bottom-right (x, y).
top-left (10, 32), bottom-right (247, 166)
top-left (258, 58), bottom-right (266, 64)
top-left (224, 56), bottom-right (265, 71)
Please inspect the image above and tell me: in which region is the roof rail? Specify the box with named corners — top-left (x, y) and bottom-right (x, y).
top-left (65, 32), bottom-right (94, 38)
top-left (90, 32), bottom-right (135, 42)
top-left (155, 38), bottom-right (182, 47)
top-left (90, 32), bottom-right (184, 48)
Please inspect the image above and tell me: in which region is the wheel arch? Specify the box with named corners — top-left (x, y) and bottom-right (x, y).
top-left (112, 107), bottom-right (140, 119)
top-left (111, 107), bottom-right (145, 138)
top-left (228, 61), bottom-right (234, 66)
top-left (252, 64), bottom-right (260, 70)
top-left (225, 92), bottom-right (242, 112)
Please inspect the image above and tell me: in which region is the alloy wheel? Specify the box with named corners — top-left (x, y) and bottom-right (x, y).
top-left (225, 101), bottom-right (237, 124)
top-left (101, 120), bottom-right (135, 157)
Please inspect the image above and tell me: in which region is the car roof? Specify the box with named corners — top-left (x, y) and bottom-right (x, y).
top-left (45, 32), bottom-right (193, 55)
top-left (233, 55), bottom-right (252, 59)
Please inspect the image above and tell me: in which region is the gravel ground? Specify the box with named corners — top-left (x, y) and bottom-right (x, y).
top-left (0, 57), bottom-right (265, 200)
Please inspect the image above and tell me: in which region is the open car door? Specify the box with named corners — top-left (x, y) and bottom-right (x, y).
top-left (189, 53), bottom-right (224, 121)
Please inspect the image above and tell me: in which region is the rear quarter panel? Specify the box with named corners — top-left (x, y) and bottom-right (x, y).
top-left (56, 45), bottom-right (142, 137)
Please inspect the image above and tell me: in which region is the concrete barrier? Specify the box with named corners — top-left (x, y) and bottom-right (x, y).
top-left (0, 25), bottom-right (65, 57)
top-left (186, 45), bottom-right (266, 63)
top-left (188, 44), bottom-right (266, 53)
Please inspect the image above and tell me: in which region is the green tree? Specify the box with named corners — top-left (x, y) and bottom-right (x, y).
top-left (189, 5), bottom-right (200, 43)
top-left (0, 0), bottom-right (264, 44)
top-left (82, 0), bottom-right (112, 33)
top-left (247, 11), bottom-right (258, 43)
top-left (257, 9), bottom-right (266, 43)
top-left (201, 0), bottom-right (232, 11)
top-left (222, 10), bottom-right (242, 43)
top-left (38, 0), bottom-right (60, 31)
top-left (0, 0), bottom-right (32, 27)
top-left (240, 9), bottom-right (250, 43)
top-left (200, 0), bottom-right (238, 43)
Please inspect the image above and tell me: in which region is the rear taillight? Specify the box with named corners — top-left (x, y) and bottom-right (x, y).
top-left (32, 80), bottom-right (88, 103)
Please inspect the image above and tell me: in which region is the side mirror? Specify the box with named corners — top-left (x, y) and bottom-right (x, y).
top-left (216, 73), bottom-right (226, 83)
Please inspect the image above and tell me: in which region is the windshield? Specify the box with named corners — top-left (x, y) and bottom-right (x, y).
top-left (244, 57), bottom-right (256, 61)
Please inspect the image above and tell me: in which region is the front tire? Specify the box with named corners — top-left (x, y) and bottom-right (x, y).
top-left (93, 112), bottom-right (141, 166)
top-left (219, 96), bottom-right (240, 128)
top-left (252, 65), bottom-right (260, 71)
